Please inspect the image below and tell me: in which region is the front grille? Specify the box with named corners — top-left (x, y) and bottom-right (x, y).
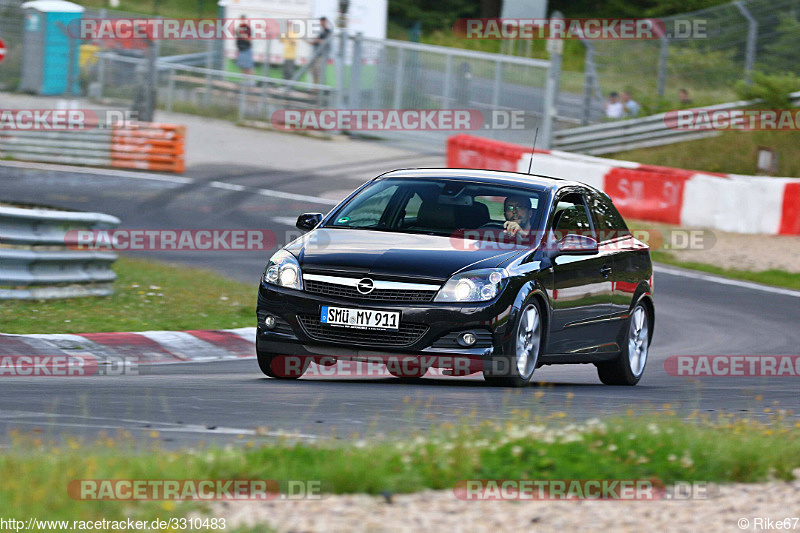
top-left (305, 279), bottom-right (437, 302)
top-left (297, 314), bottom-right (428, 347)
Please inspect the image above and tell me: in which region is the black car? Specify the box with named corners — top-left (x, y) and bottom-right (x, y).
top-left (256, 168), bottom-right (654, 387)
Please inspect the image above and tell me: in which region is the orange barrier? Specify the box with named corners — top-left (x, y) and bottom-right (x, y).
top-left (111, 123), bottom-right (185, 173)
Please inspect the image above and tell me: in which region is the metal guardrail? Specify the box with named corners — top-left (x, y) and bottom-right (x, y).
top-left (0, 130), bottom-right (113, 166)
top-left (553, 91), bottom-right (800, 155)
top-left (0, 205), bottom-right (120, 300)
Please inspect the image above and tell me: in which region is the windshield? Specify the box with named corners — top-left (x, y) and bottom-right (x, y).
top-left (325, 178), bottom-right (545, 243)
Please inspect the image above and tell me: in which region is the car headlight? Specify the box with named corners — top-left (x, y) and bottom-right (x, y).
top-left (434, 268), bottom-right (509, 302)
top-left (263, 250), bottom-right (303, 290)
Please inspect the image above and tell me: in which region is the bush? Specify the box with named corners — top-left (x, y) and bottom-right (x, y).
top-left (735, 71), bottom-right (800, 109)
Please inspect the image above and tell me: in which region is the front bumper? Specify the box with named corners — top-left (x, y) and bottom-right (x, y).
top-left (256, 281), bottom-right (516, 360)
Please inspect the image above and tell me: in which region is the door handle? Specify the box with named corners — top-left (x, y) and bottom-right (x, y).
top-left (600, 265), bottom-right (612, 278)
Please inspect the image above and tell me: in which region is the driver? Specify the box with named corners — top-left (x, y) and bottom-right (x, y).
top-left (503, 195), bottom-right (534, 238)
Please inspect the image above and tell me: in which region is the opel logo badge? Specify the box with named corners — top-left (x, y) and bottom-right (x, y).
top-left (356, 278), bottom-right (375, 294)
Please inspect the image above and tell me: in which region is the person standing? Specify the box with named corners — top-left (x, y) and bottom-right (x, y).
top-left (308, 17), bottom-right (332, 85)
top-left (236, 14), bottom-right (254, 76)
top-left (282, 25), bottom-right (299, 80)
top-left (621, 91), bottom-right (641, 118)
top-left (605, 92), bottom-right (624, 120)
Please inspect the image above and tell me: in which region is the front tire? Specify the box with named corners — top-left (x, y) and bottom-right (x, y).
top-left (483, 300), bottom-right (542, 387)
top-left (597, 302), bottom-right (650, 385)
top-left (257, 339), bottom-right (309, 379)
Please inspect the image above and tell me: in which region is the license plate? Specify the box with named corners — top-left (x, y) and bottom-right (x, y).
top-left (320, 306), bottom-right (400, 331)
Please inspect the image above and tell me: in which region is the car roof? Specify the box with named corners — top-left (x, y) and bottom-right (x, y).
top-left (376, 168), bottom-right (593, 194)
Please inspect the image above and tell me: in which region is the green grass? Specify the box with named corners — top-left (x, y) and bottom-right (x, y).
top-left (2, 412), bottom-right (799, 522)
top-left (650, 251), bottom-right (800, 291)
top-left (609, 129), bottom-right (800, 177)
top-left (0, 257), bottom-right (255, 334)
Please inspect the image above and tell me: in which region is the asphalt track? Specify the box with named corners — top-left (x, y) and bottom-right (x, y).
top-left (1, 160), bottom-right (798, 448)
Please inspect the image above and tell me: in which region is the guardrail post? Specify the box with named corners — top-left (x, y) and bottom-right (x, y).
top-left (657, 35), bottom-right (668, 99)
top-left (734, 1), bottom-right (758, 84)
top-left (349, 33), bottom-right (363, 110)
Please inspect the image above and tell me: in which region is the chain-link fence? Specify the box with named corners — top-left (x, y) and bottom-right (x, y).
top-left (0, 2), bottom-right (25, 93)
top-left (587, 0), bottom-right (800, 116)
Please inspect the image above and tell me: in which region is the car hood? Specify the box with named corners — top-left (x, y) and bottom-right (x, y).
top-left (286, 228), bottom-right (526, 281)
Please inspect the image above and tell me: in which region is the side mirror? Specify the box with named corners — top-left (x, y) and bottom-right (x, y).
top-left (296, 213), bottom-right (323, 232)
top-left (557, 234), bottom-right (598, 255)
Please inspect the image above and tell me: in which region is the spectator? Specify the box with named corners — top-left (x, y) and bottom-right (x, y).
top-left (679, 88), bottom-right (693, 106)
top-left (605, 92), bottom-right (624, 119)
top-left (308, 17), bottom-right (332, 85)
top-left (236, 14), bottom-right (254, 77)
top-left (282, 25), bottom-right (299, 80)
top-left (621, 91), bottom-right (641, 118)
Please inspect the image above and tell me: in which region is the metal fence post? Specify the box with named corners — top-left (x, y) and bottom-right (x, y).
top-left (734, 1), bottom-right (757, 84)
top-left (264, 38), bottom-right (272, 77)
top-left (238, 79), bottom-right (246, 122)
top-left (541, 12), bottom-right (564, 150)
top-left (657, 35), bottom-right (668, 99)
top-left (205, 39), bottom-right (213, 108)
top-left (492, 60), bottom-right (503, 110)
top-left (349, 33), bottom-right (363, 110)
top-left (97, 8), bottom-right (107, 99)
top-left (166, 66), bottom-right (175, 112)
top-left (442, 52), bottom-right (453, 110)
top-left (392, 48), bottom-right (405, 109)
top-left (582, 41), bottom-right (596, 126)
top-left (335, 29), bottom-right (348, 109)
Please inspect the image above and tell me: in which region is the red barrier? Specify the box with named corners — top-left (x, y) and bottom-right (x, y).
top-left (603, 168), bottom-right (691, 225)
top-left (779, 183), bottom-right (800, 235)
top-left (447, 134), bottom-right (548, 172)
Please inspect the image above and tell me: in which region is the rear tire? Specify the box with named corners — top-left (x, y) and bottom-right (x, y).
top-left (597, 302), bottom-right (650, 386)
top-left (483, 300), bottom-right (542, 387)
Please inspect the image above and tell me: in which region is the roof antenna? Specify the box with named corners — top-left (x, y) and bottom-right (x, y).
top-left (527, 127), bottom-right (539, 175)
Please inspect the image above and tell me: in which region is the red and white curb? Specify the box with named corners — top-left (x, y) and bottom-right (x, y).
top-left (447, 134), bottom-right (800, 235)
top-left (0, 327), bottom-right (256, 365)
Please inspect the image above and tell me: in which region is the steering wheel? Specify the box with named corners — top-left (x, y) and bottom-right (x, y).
top-left (479, 221), bottom-right (506, 229)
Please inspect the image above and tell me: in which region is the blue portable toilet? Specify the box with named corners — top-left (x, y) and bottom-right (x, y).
top-left (20, 0), bottom-right (84, 95)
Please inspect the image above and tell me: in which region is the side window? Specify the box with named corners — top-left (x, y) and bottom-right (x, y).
top-left (552, 192), bottom-right (594, 238)
top-left (591, 193), bottom-right (630, 242)
top-left (402, 193), bottom-right (424, 225)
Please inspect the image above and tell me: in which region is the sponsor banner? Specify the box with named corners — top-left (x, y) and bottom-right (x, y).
top-left (67, 18), bottom-right (325, 40)
top-left (453, 18), bottom-right (669, 40)
top-left (665, 109), bottom-right (800, 131)
top-left (665, 355), bottom-right (800, 377)
top-left (68, 479), bottom-right (331, 500)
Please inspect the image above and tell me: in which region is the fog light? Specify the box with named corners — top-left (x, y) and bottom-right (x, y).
top-left (458, 332), bottom-right (477, 347)
top-left (264, 315), bottom-right (277, 330)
